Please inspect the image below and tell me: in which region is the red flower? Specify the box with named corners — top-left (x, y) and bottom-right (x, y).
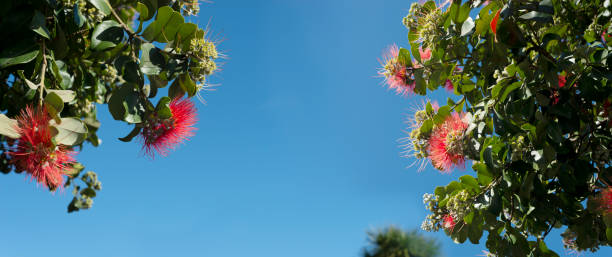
top-left (140, 97), bottom-right (198, 158)
top-left (379, 44), bottom-right (415, 96)
top-left (444, 79), bottom-right (454, 91)
top-left (558, 75), bottom-right (567, 88)
top-left (442, 214), bottom-right (456, 231)
top-left (551, 75), bottom-right (568, 105)
top-left (419, 47), bottom-right (432, 62)
top-left (490, 9), bottom-right (501, 35)
top-left (9, 106), bottom-right (76, 190)
top-left (601, 187), bottom-right (612, 213)
top-left (427, 112), bottom-right (468, 173)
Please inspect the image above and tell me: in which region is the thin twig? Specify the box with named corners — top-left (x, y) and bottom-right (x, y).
top-left (39, 41), bottom-right (47, 106)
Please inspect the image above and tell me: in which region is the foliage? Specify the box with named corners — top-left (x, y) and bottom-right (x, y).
top-left (363, 226), bottom-right (441, 257)
top-left (379, 0), bottom-right (612, 255)
top-left (0, 0), bottom-right (219, 212)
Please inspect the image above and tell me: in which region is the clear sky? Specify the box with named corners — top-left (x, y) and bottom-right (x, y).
top-left (1, 1), bottom-right (611, 256)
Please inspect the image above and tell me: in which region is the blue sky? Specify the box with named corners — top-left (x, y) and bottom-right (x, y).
top-left (0, 0), bottom-right (610, 256)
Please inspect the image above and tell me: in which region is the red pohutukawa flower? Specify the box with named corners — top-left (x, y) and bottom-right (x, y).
top-left (427, 112), bottom-right (468, 173)
top-left (558, 75), bottom-right (567, 88)
top-left (9, 106), bottom-right (76, 190)
top-left (379, 44), bottom-right (415, 95)
top-left (444, 79), bottom-right (454, 91)
top-left (139, 97), bottom-right (198, 158)
top-left (600, 187), bottom-right (612, 213)
top-left (442, 214), bottom-right (456, 231)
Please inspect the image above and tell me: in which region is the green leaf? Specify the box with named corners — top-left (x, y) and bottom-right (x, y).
top-left (426, 101), bottom-right (434, 114)
top-left (46, 90), bottom-right (76, 102)
top-left (155, 96), bottom-right (172, 119)
top-left (0, 114), bottom-right (19, 138)
top-left (446, 181), bottom-right (463, 194)
top-left (178, 73), bottom-right (197, 97)
top-left (473, 162), bottom-right (493, 185)
top-left (607, 228), bottom-right (612, 241)
top-left (73, 4), bottom-right (86, 28)
top-left (141, 6), bottom-right (185, 43)
top-left (140, 43), bottom-right (166, 75)
top-left (90, 20), bottom-right (124, 51)
top-left (464, 211), bottom-right (474, 224)
top-left (136, 2), bottom-right (150, 21)
top-left (107, 84), bottom-right (144, 123)
top-left (434, 186), bottom-right (446, 197)
top-left (177, 22), bottom-right (198, 49)
top-left (0, 42), bottom-right (39, 68)
top-left (468, 221), bottom-right (483, 244)
top-left (45, 91), bottom-right (64, 119)
top-left (118, 125), bottom-right (142, 142)
top-left (419, 119), bottom-right (434, 134)
top-left (499, 82), bottom-right (521, 103)
top-left (168, 79), bottom-right (185, 99)
top-left (397, 47), bottom-right (412, 67)
top-left (149, 75), bottom-right (168, 88)
top-left (410, 43), bottom-right (421, 64)
top-left (87, 0), bottom-right (111, 16)
top-left (139, 0), bottom-right (158, 21)
top-left (460, 175), bottom-right (480, 191)
top-left (24, 78), bottom-right (38, 90)
top-left (433, 106), bottom-right (451, 124)
top-left (49, 118), bottom-right (88, 146)
top-left (30, 10), bottom-right (51, 39)
top-left (455, 2), bottom-right (471, 24)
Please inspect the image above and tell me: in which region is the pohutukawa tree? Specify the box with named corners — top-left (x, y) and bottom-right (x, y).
top-left (379, 0), bottom-right (611, 255)
top-left (0, 0), bottom-right (220, 212)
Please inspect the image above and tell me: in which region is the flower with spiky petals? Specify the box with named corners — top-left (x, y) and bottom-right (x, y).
top-left (600, 187), bottom-right (612, 214)
top-left (400, 100), bottom-right (439, 171)
top-left (379, 44), bottom-right (415, 95)
top-left (419, 47), bottom-right (432, 62)
top-left (442, 214), bottom-right (456, 231)
top-left (427, 112), bottom-right (468, 173)
top-left (444, 79), bottom-right (454, 91)
top-left (139, 97), bottom-right (198, 158)
top-left (9, 106), bottom-right (76, 191)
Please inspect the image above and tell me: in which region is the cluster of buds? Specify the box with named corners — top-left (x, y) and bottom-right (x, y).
top-left (179, 0), bottom-right (201, 16)
top-left (421, 193), bottom-right (462, 232)
top-left (100, 64), bottom-right (118, 84)
top-left (401, 103), bottom-right (436, 170)
top-left (78, 0), bottom-right (106, 24)
top-left (402, 1), bottom-right (447, 49)
top-left (189, 37), bottom-right (219, 84)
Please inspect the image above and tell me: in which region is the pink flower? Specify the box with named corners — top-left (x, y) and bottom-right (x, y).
top-left (427, 112), bottom-right (468, 173)
top-left (444, 79), bottom-right (454, 91)
top-left (442, 214), bottom-right (456, 231)
top-left (379, 44), bottom-right (415, 96)
top-left (9, 106), bottom-right (76, 190)
top-left (419, 47), bottom-right (432, 62)
top-left (140, 97), bottom-right (198, 158)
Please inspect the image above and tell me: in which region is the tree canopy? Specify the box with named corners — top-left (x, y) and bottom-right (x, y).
top-left (378, 0), bottom-right (612, 255)
top-left (0, 0), bottom-right (219, 212)
top-left (363, 226), bottom-right (441, 257)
